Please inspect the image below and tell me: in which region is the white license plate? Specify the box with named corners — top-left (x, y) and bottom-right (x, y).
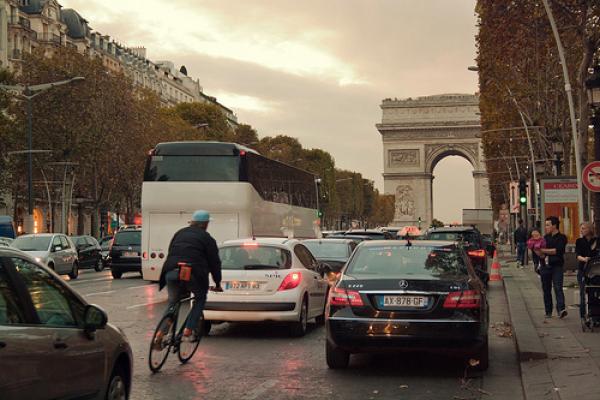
top-left (224, 281), bottom-right (261, 290)
top-left (381, 295), bottom-right (428, 308)
top-left (122, 251), bottom-right (138, 257)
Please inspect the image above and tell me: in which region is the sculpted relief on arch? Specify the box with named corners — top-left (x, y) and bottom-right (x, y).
top-left (395, 185), bottom-right (415, 217)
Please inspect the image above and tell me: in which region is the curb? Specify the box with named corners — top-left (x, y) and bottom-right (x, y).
top-left (501, 265), bottom-right (547, 362)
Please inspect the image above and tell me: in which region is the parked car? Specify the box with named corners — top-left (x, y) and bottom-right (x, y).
top-left (98, 236), bottom-right (113, 268)
top-left (302, 238), bottom-right (356, 283)
top-left (325, 240), bottom-right (489, 370)
top-left (0, 215), bottom-right (15, 239)
top-left (425, 226), bottom-right (491, 285)
top-left (72, 235), bottom-right (103, 271)
top-left (0, 246), bottom-right (133, 400)
top-left (0, 237), bottom-right (13, 247)
top-left (108, 228), bottom-right (141, 279)
top-left (10, 233), bottom-right (79, 279)
top-left (204, 238), bottom-right (330, 337)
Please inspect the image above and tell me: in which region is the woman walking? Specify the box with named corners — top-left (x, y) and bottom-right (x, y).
top-left (575, 222), bottom-right (598, 319)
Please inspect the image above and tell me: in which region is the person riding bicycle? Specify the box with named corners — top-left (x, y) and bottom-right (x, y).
top-left (158, 210), bottom-right (223, 339)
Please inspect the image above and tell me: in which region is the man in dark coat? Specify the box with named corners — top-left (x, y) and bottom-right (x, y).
top-left (159, 210), bottom-right (222, 338)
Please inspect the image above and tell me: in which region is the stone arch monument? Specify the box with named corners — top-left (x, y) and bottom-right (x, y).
top-left (376, 94), bottom-right (491, 227)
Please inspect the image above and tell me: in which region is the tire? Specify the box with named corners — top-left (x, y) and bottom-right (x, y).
top-left (315, 290), bottom-right (328, 325)
top-left (68, 263), bottom-right (79, 280)
top-left (326, 340), bottom-right (350, 369)
top-left (290, 298), bottom-right (308, 337)
top-left (94, 257), bottom-right (104, 272)
top-left (111, 269), bottom-right (123, 279)
top-left (148, 315), bottom-right (175, 373)
top-left (470, 336), bottom-right (489, 371)
top-left (177, 320), bottom-right (202, 364)
top-left (105, 364), bottom-right (128, 400)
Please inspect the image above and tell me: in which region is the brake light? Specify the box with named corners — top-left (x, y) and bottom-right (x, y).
top-left (329, 287), bottom-right (364, 307)
top-left (467, 249), bottom-right (486, 258)
top-left (242, 242), bottom-right (259, 247)
top-left (240, 150), bottom-right (246, 156)
top-left (278, 272), bottom-right (302, 291)
top-left (443, 290), bottom-right (481, 309)
top-left (142, 252), bottom-right (148, 260)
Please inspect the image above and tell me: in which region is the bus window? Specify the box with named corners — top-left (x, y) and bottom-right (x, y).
top-left (144, 155), bottom-right (240, 182)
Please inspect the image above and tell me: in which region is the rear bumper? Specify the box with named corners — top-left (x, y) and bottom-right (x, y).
top-left (204, 308), bottom-right (299, 322)
top-left (110, 260), bottom-right (141, 272)
top-left (327, 317), bottom-right (484, 353)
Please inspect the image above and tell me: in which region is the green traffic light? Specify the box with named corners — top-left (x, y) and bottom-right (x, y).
top-left (519, 196), bottom-right (527, 204)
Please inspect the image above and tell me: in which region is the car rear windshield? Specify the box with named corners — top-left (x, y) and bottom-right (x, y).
top-left (72, 237), bottom-right (86, 246)
top-left (219, 245), bottom-right (292, 270)
top-left (113, 231), bottom-right (141, 246)
top-left (303, 242), bottom-right (349, 259)
top-left (11, 236), bottom-right (51, 251)
top-left (144, 155), bottom-right (240, 181)
top-left (345, 245), bottom-right (467, 279)
top-left (427, 231), bottom-right (479, 245)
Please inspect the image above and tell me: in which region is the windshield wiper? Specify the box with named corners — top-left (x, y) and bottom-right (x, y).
top-left (243, 264), bottom-right (280, 270)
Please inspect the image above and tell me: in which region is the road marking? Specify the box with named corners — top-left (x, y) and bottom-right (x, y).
top-left (85, 290), bottom-right (116, 297)
top-left (126, 300), bottom-right (167, 310)
top-left (127, 284), bottom-right (154, 290)
top-left (241, 379), bottom-right (278, 400)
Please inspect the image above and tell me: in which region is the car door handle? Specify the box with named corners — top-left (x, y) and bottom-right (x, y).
top-left (53, 341), bottom-right (68, 349)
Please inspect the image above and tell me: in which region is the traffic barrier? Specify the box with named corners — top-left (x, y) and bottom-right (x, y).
top-left (490, 250), bottom-right (502, 282)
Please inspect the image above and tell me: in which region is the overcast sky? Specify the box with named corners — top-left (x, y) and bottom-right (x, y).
top-left (61, 0), bottom-right (479, 223)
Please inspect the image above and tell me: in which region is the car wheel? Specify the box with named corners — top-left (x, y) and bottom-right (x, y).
top-left (326, 340), bottom-right (350, 369)
top-left (469, 336), bottom-right (489, 371)
top-left (111, 269), bottom-right (123, 279)
top-left (290, 298), bottom-right (308, 337)
top-left (105, 364), bottom-right (128, 400)
top-left (94, 257), bottom-right (104, 272)
top-left (68, 263), bottom-right (79, 280)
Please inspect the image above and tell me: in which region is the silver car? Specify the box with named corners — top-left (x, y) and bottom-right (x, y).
top-left (10, 233), bottom-right (79, 279)
top-left (0, 247), bottom-right (133, 400)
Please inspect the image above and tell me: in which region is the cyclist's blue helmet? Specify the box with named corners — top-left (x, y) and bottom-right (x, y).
top-left (191, 210), bottom-right (210, 222)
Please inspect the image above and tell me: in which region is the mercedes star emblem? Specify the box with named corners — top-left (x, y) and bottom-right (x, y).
top-left (398, 280), bottom-right (409, 289)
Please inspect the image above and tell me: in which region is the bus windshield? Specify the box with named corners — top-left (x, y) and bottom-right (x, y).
top-left (144, 155), bottom-right (240, 182)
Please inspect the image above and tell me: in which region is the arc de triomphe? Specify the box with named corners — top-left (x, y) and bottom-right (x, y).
top-left (376, 94), bottom-right (491, 227)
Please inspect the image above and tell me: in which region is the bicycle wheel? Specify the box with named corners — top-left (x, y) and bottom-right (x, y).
top-left (177, 318), bottom-right (202, 364)
top-left (149, 314), bottom-right (175, 373)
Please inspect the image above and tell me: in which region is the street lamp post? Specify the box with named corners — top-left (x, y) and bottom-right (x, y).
top-left (0, 77), bottom-right (85, 233)
top-left (586, 65), bottom-right (600, 232)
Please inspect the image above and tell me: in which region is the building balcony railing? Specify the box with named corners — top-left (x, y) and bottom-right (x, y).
top-left (19, 17), bottom-right (31, 29)
top-left (39, 33), bottom-right (62, 45)
top-left (9, 16), bottom-right (31, 29)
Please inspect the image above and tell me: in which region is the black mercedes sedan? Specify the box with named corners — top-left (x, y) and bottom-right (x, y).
top-left (325, 240), bottom-right (488, 370)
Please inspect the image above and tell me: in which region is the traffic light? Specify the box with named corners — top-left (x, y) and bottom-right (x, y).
top-left (316, 210), bottom-right (323, 219)
top-left (518, 179), bottom-right (527, 205)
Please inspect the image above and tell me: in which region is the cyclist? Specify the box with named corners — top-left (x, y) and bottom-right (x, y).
top-left (158, 210), bottom-right (223, 339)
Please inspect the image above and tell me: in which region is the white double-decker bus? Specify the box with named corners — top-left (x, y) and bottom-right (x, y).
top-left (141, 141), bottom-right (321, 281)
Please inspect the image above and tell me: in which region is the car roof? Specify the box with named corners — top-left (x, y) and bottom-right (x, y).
top-left (222, 237), bottom-right (301, 247)
top-left (15, 233), bottom-right (56, 237)
top-left (428, 226), bottom-right (478, 233)
top-left (0, 246), bottom-right (37, 258)
top-left (303, 238), bottom-right (355, 244)
top-left (358, 239), bottom-right (458, 248)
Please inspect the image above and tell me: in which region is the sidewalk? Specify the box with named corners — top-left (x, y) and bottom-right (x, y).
top-left (498, 248), bottom-right (600, 400)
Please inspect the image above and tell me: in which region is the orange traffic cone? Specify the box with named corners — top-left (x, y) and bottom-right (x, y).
top-left (489, 250), bottom-right (502, 282)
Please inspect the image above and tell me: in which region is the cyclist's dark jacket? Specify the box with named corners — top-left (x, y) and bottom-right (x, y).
top-left (159, 225), bottom-right (222, 290)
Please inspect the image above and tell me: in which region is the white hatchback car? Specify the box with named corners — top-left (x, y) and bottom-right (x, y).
top-left (205, 238), bottom-right (330, 336)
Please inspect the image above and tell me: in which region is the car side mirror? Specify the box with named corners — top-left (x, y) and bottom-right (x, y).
top-left (319, 262), bottom-right (333, 276)
top-left (84, 304), bottom-right (108, 335)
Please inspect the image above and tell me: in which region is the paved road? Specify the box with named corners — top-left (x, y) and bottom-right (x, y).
top-left (66, 269), bottom-right (525, 400)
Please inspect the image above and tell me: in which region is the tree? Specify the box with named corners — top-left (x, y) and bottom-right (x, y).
top-left (171, 102), bottom-right (233, 142)
top-left (431, 218), bottom-right (445, 228)
top-left (233, 124), bottom-right (259, 147)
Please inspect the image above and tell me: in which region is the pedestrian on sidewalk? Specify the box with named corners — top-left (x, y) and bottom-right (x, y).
top-left (527, 227), bottom-right (546, 274)
top-left (514, 219), bottom-right (527, 267)
top-left (536, 216), bottom-right (568, 319)
top-left (575, 222), bottom-right (598, 318)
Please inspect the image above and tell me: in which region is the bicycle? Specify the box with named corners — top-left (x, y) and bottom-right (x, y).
top-left (148, 291), bottom-right (213, 373)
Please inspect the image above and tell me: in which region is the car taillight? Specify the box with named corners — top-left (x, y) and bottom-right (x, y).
top-left (278, 272), bottom-right (302, 291)
top-left (467, 249), bottom-right (486, 258)
top-left (329, 287), bottom-right (364, 307)
top-left (443, 290), bottom-right (481, 309)
top-left (142, 252), bottom-right (148, 260)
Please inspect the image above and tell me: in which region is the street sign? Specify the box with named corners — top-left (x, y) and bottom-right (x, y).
top-left (582, 161), bottom-right (600, 192)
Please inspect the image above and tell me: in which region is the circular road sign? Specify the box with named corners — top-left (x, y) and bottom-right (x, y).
top-left (582, 161), bottom-right (600, 192)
